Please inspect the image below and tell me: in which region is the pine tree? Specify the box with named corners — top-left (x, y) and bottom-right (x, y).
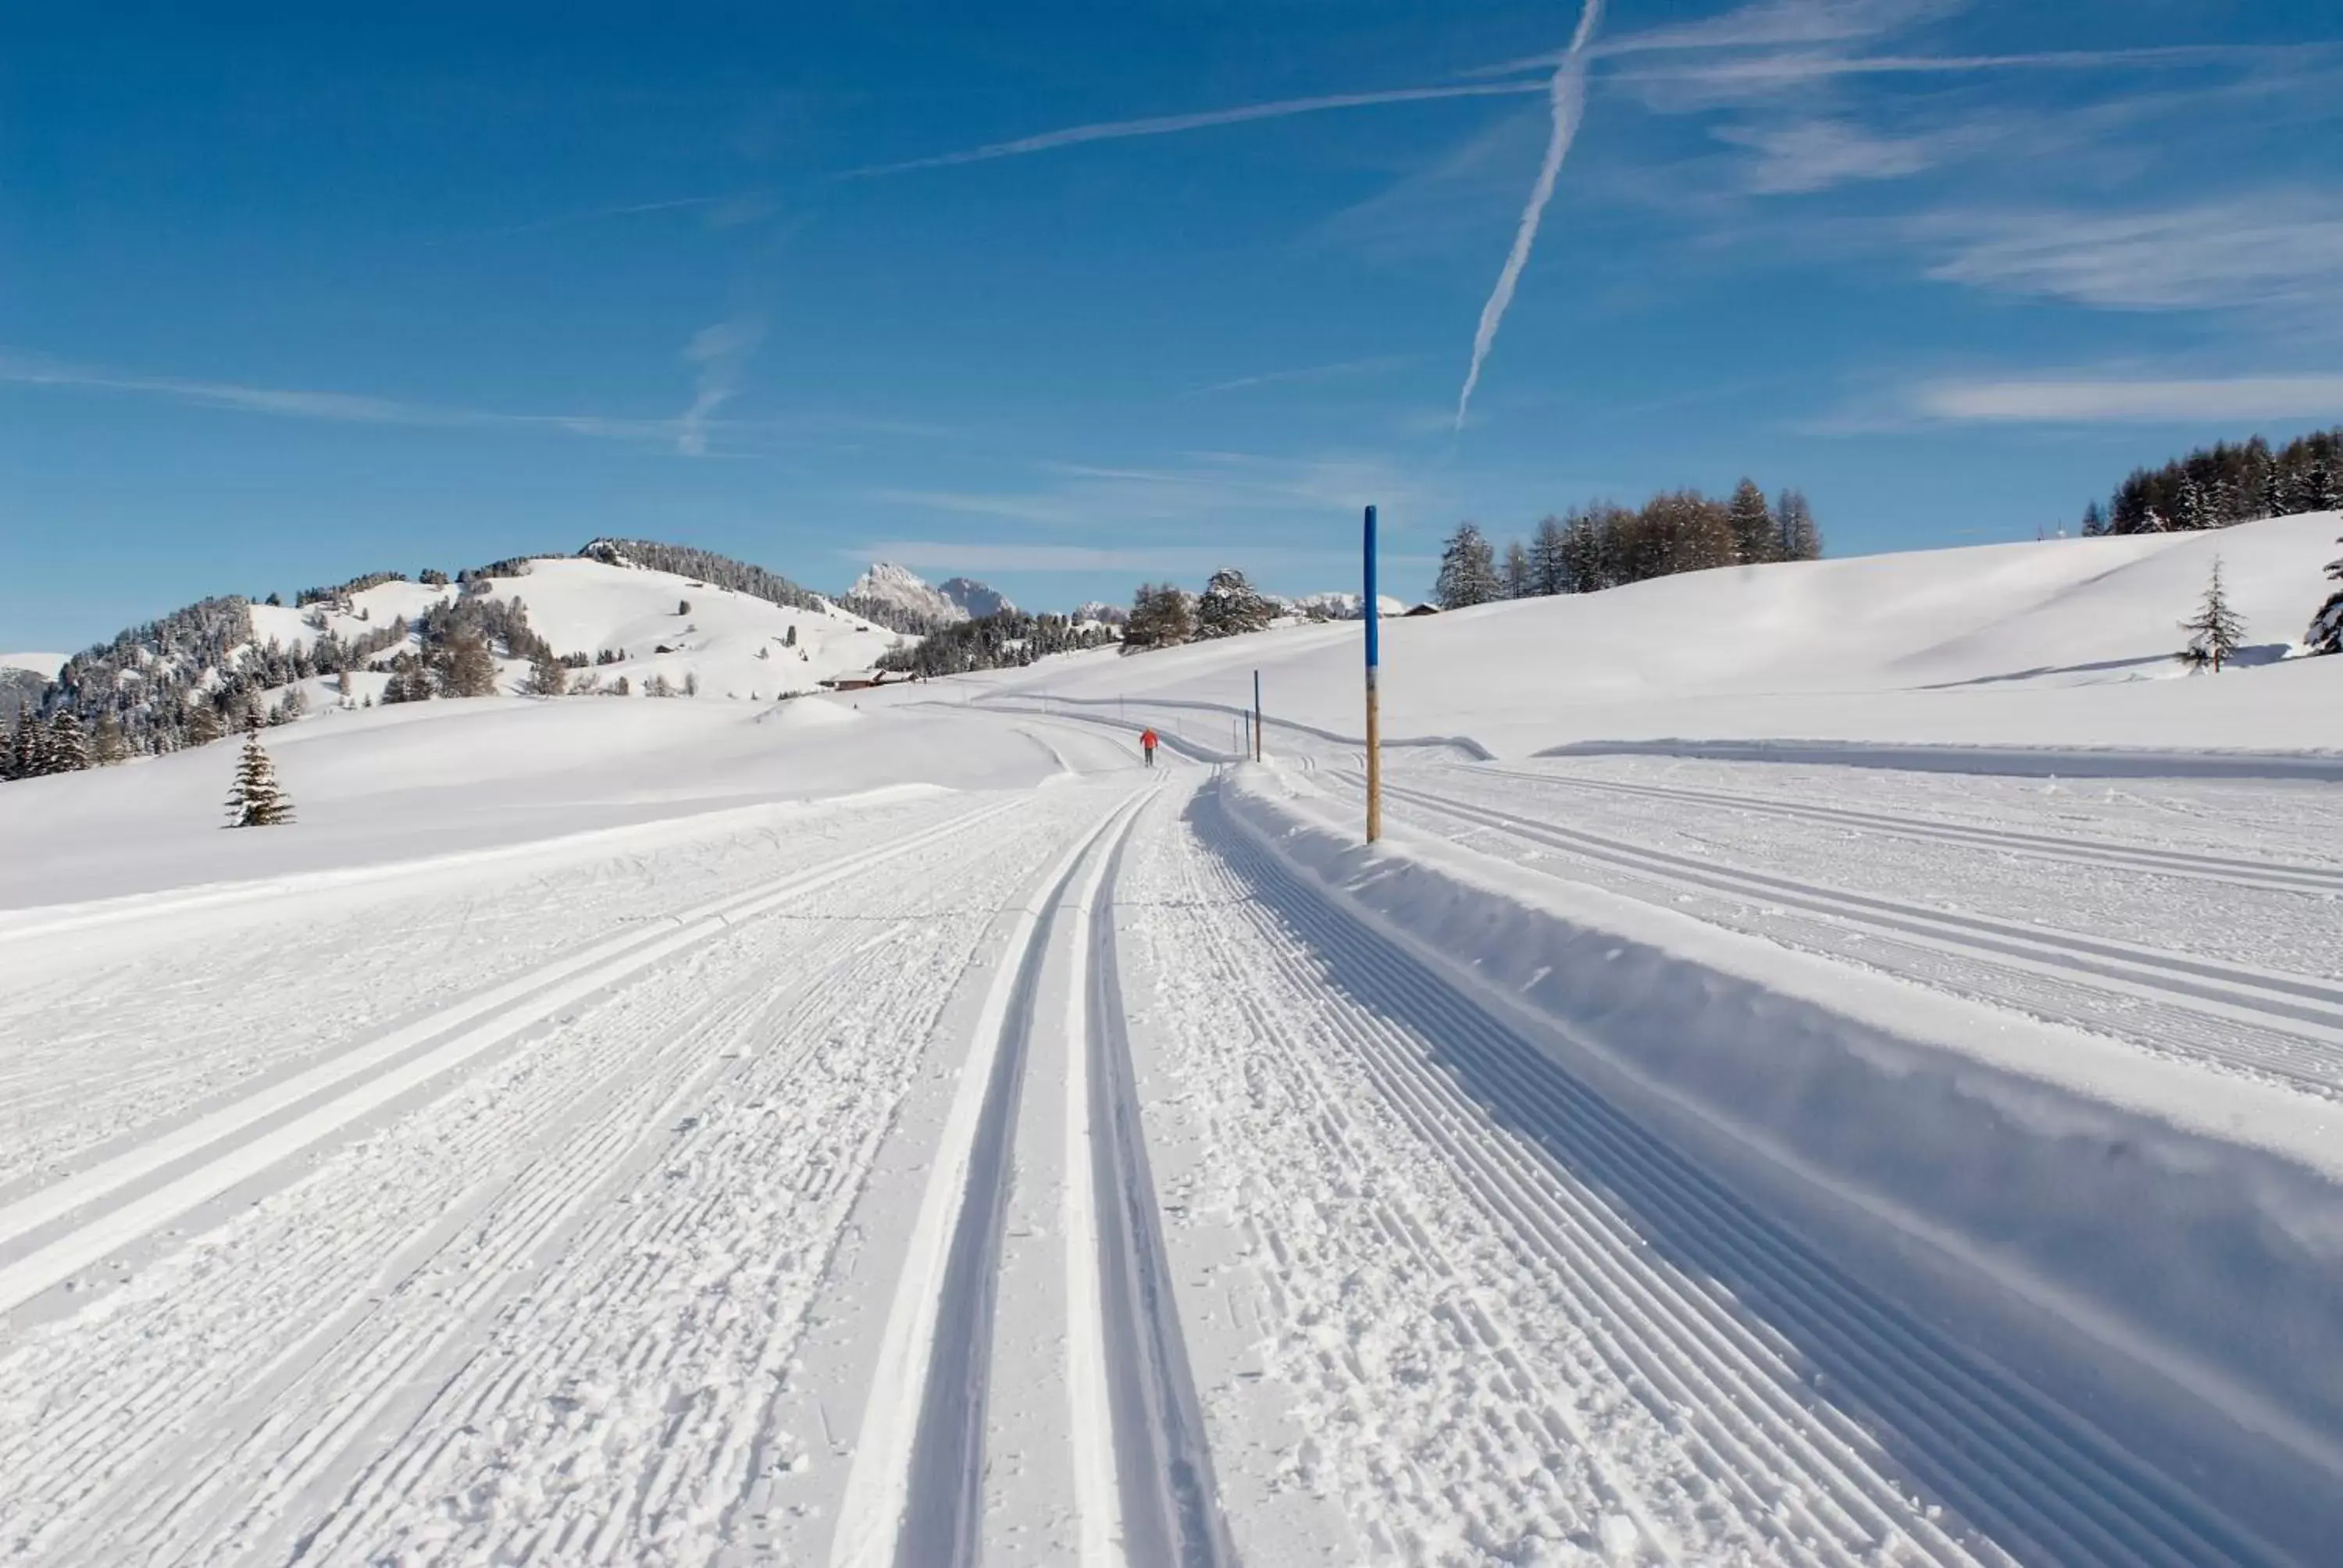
top-left (2081, 500), bottom-right (2106, 536)
top-left (436, 632), bottom-right (498, 698)
top-left (5, 713), bottom-right (36, 780)
top-left (1195, 568), bottom-right (1273, 639)
top-left (524, 644), bottom-right (569, 697)
top-left (1122, 583), bottom-right (1196, 653)
top-left (186, 698), bottom-right (225, 746)
top-left (1563, 511), bottom-right (1605, 593)
top-left (46, 712), bottom-right (91, 773)
top-left (1728, 478), bottom-right (1775, 564)
top-left (1529, 515), bottom-right (1570, 595)
top-left (2177, 558), bottom-right (2246, 672)
top-left (2306, 534), bottom-right (2343, 655)
top-left (1775, 490), bottom-right (1822, 561)
top-left (1501, 540), bottom-right (1532, 599)
top-left (224, 711), bottom-right (294, 826)
top-left (92, 711), bottom-right (129, 765)
top-left (1435, 523), bottom-right (1500, 609)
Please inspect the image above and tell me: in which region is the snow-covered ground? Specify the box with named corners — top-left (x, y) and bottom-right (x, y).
top-left (959, 511), bottom-right (2343, 759)
top-left (6, 520), bottom-right (2343, 1566)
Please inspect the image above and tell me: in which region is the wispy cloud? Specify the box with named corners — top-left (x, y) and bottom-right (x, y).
top-left (429, 192), bottom-right (765, 246)
top-left (1910, 374), bottom-right (2343, 423)
top-left (0, 350), bottom-right (677, 441)
top-left (1185, 355), bottom-right (1414, 396)
top-left (842, 541), bottom-right (1375, 575)
top-left (1714, 118), bottom-right (1949, 194)
top-left (1454, 0), bottom-right (1605, 430)
top-left (675, 316), bottom-right (766, 456)
top-left (861, 450), bottom-right (1441, 540)
top-left (843, 80), bottom-right (1551, 177)
top-left (1917, 198), bottom-right (2343, 310)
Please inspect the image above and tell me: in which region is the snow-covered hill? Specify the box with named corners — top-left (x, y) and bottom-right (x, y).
top-left (1, 651), bottom-right (66, 679)
top-left (961, 511), bottom-right (2343, 758)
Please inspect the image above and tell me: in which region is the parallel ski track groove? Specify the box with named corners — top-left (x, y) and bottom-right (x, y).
top-left (1470, 766), bottom-right (2343, 896)
top-left (0, 803), bottom-right (1054, 1566)
top-left (1371, 780), bottom-right (2343, 1046)
top-left (1086, 800), bottom-right (1239, 1568)
top-left (1188, 811), bottom-right (1958, 1567)
top-left (893, 799), bottom-right (1143, 1568)
top-left (1204, 787), bottom-right (2285, 1568)
top-left (0, 796), bottom-right (1025, 1314)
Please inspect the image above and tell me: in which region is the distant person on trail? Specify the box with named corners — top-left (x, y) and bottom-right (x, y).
top-left (1139, 727), bottom-right (1159, 768)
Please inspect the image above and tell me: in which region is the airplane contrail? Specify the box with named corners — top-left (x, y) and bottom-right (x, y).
top-left (1455, 0), bottom-right (1606, 431)
top-left (845, 80), bottom-right (1551, 177)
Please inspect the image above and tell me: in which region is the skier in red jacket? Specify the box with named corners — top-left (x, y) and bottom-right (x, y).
top-left (1139, 727), bottom-right (1159, 768)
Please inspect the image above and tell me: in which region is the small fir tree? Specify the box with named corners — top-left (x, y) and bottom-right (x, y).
top-left (45, 712), bottom-right (91, 772)
top-left (524, 644), bottom-right (569, 697)
top-left (2305, 533), bottom-right (2343, 656)
top-left (1728, 478), bottom-right (1776, 564)
top-left (224, 711), bottom-right (294, 826)
top-left (2177, 558), bottom-right (2246, 672)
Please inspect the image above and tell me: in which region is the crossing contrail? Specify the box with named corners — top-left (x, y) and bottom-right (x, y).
top-left (1455, 0), bottom-right (1606, 430)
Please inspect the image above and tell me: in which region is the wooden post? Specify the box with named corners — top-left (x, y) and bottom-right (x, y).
top-left (1363, 505), bottom-right (1382, 843)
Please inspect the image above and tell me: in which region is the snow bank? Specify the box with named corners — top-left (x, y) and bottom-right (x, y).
top-left (1212, 764), bottom-right (2343, 1549)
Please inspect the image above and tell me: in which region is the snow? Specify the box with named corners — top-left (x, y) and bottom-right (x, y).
top-left (963, 511), bottom-right (2343, 759)
top-left (7, 513), bottom-right (2343, 1566)
top-left (0, 650), bottom-right (66, 679)
top-left (844, 562), bottom-right (1015, 624)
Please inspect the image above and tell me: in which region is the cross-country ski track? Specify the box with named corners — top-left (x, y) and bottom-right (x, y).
top-left (5, 729), bottom-right (2339, 1564)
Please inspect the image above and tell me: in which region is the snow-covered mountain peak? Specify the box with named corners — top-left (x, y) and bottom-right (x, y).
top-left (938, 576), bottom-right (1015, 619)
top-left (846, 562), bottom-right (965, 625)
top-left (843, 564), bottom-right (1016, 625)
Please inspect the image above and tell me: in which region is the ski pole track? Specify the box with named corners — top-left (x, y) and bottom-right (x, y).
top-left (1083, 801), bottom-right (1239, 1568)
top-left (0, 796), bottom-right (1096, 1566)
top-left (1162, 812), bottom-right (1971, 1567)
top-left (1363, 778), bottom-right (2343, 1093)
top-left (0, 793), bottom-right (998, 1195)
top-left (1468, 764), bottom-right (2343, 897)
top-left (1199, 791), bottom-right (2288, 1568)
top-left (0, 796), bottom-right (1028, 1313)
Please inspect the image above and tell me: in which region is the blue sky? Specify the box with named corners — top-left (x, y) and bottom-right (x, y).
top-left (4, 0), bottom-right (2341, 647)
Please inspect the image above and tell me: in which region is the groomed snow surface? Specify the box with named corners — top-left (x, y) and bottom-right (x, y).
top-left (6, 517), bottom-right (2343, 1566)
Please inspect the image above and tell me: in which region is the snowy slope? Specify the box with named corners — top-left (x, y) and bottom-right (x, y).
top-left (960, 512), bottom-right (2343, 757)
top-left (1, 651), bottom-right (67, 679)
top-left (241, 555), bottom-right (904, 707)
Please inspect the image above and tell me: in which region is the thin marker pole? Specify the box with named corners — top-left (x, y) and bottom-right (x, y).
top-left (1363, 505), bottom-right (1382, 844)
top-left (1252, 669), bottom-right (1263, 763)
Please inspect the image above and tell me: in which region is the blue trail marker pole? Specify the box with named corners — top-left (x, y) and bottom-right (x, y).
top-left (1363, 504), bottom-right (1382, 843)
